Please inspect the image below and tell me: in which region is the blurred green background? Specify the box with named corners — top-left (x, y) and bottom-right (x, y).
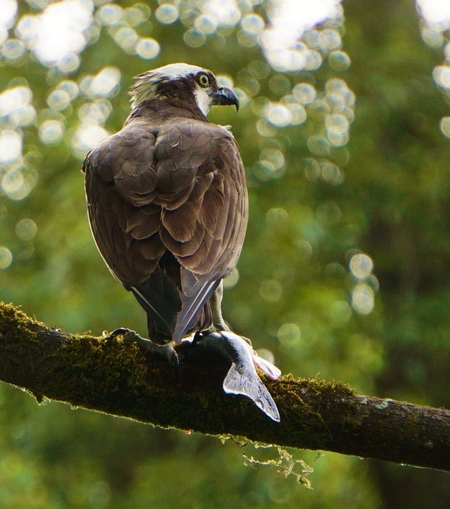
top-left (1, 0), bottom-right (450, 507)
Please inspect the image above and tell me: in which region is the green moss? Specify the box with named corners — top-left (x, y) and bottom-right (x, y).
top-left (0, 300), bottom-right (372, 456)
top-left (0, 301), bottom-right (41, 341)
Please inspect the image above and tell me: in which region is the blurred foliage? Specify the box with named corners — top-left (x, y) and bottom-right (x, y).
top-left (1, 0), bottom-right (450, 507)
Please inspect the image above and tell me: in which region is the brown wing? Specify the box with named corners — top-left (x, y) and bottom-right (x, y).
top-left (83, 116), bottom-right (248, 343)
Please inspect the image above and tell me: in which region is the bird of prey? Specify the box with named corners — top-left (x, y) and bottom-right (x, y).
top-left (82, 63), bottom-right (280, 421)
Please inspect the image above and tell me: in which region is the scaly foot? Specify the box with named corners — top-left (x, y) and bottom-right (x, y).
top-left (110, 328), bottom-right (179, 367)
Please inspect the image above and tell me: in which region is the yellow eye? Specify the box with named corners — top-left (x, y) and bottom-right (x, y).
top-left (197, 73), bottom-right (210, 87)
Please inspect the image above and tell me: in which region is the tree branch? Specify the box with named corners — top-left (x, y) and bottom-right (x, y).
top-left (1, 301), bottom-right (449, 472)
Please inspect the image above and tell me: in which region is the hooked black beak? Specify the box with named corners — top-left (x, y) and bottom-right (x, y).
top-left (211, 86), bottom-right (239, 112)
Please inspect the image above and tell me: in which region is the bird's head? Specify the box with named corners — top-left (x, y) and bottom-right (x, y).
top-left (129, 63), bottom-right (239, 116)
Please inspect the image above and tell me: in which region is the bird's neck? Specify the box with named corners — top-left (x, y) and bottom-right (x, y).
top-left (127, 97), bottom-right (208, 124)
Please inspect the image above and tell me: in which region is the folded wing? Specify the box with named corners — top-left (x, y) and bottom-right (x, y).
top-left (83, 116), bottom-right (248, 344)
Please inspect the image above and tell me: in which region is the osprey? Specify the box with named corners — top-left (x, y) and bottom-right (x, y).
top-left (82, 63), bottom-right (280, 421)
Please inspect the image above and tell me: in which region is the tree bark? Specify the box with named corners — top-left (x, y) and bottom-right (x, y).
top-left (0, 301), bottom-right (449, 472)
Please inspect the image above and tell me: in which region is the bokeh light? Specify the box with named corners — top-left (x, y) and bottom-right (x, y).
top-left (16, 0), bottom-right (93, 72)
top-left (1, 166), bottom-right (36, 201)
top-left (72, 124), bottom-right (109, 158)
top-left (350, 253), bottom-right (374, 279)
top-left (155, 4), bottom-right (179, 25)
top-left (47, 90), bottom-right (71, 111)
top-left (125, 5), bottom-right (151, 27)
top-left (261, 0), bottom-right (342, 71)
top-left (111, 26), bottom-right (139, 53)
top-left (351, 284), bottom-right (375, 315)
top-left (293, 83), bottom-right (317, 104)
top-left (15, 218), bottom-right (38, 241)
top-left (328, 50), bottom-right (351, 70)
top-left (265, 103), bottom-right (292, 127)
top-left (202, 0), bottom-right (241, 26)
top-left (0, 246), bottom-right (13, 269)
top-left (253, 149), bottom-right (286, 181)
top-left (80, 67), bottom-right (121, 99)
top-left (135, 38), bottom-right (160, 59)
top-left (266, 207), bottom-right (289, 226)
top-left (417, 0), bottom-right (450, 29)
top-left (0, 86), bottom-right (36, 128)
top-left (433, 65), bottom-right (450, 89)
top-left (2, 38), bottom-right (26, 60)
top-left (278, 323), bottom-right (301, 346)
top-left (348, 253), bottom-right (376, 315)
top-left (96, 4), bottom-right (123, 25)
top-left (0, 130), bottom-right (22, 164)
top-left (440, 116), bottom-right (450, 138)
top-left (39, 120), bottom-right (64, 144)
top-left (195, 14), bottom-right (218, 34)
top-left (241, 13), bottom-right (265, 34)
top-left (259, 280), bottom-right (283, 302)
top-left (330, 301), bottom-right (352, 324)
top-left (183, 29), bottom-right (206, 48)
top-left (57, 81), bottom-right (79, 101)
top-left (78, 101), bottom-right (112, 124)
top-left (0, 0), bottom-right (17, 33)
top-left (223, 268), bottom-right (239, 289)
top-left (417, 1), bottom-right (450, 140)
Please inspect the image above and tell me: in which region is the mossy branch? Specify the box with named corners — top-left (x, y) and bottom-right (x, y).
top-left (0, 301), bottom-right (449, 472)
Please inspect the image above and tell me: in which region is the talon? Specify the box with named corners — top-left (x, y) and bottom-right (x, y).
top-left (110, 328), bottom-right (179, 367)
top-left (240, 335), bottom-right (253, 347)
top-left (109, 327), bottom-right (132, 340)
top-left (193, 330), bottom-right (221, 345)
top-left (193, 330), bottom-right (205, 344)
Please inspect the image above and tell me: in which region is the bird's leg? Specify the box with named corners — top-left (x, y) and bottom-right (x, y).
top-left (109, 328), bottom-right (179, 367)
top-left (208, 282), bottom-right (281, 380)
top-left (210, 281), bottom-right (230, 332)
